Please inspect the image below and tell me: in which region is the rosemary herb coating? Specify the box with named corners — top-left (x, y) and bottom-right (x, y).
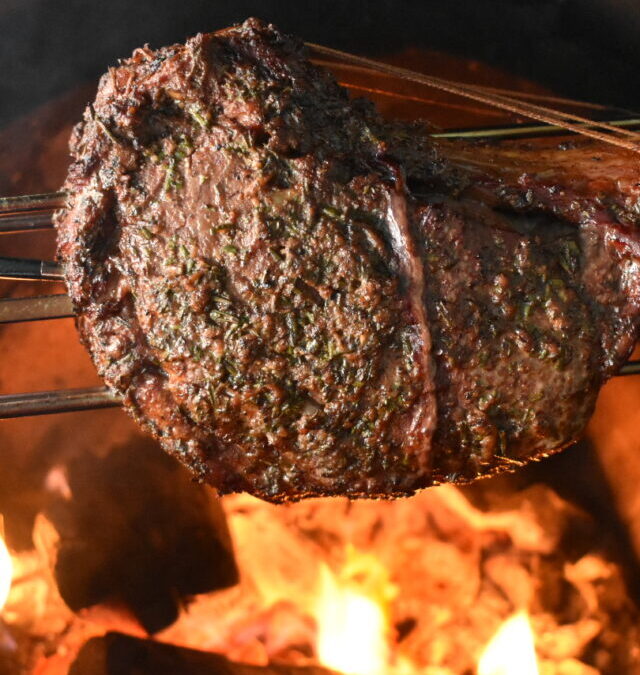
top-left (56, 18), bottom-right (640, 501)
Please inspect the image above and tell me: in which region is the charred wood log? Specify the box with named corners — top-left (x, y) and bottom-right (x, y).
top-left (69, 633), bottom-right (337, 675)
top-left (44, 438), bottom-right (238, 633)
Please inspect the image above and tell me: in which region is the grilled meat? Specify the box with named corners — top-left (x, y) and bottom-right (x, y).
top-left (55, 18), bottom-right (640, 501)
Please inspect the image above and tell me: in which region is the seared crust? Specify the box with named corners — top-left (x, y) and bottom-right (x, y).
top-left (56, 18), bottom-right (640, 501)
top-left (56, 19), bottom-right (436, 500)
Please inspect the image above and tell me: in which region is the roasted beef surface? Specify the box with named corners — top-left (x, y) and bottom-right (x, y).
top-left (55, 18), bottom-right (640, 501)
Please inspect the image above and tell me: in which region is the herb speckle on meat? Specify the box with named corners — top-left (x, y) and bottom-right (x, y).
top-left (56, 18), bottom-right (640, 501)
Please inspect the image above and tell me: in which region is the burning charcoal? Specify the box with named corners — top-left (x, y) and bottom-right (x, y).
top-left (43, 437), bottom-right (239, 633)
top-left (69, 633), bottom-right (337, 675)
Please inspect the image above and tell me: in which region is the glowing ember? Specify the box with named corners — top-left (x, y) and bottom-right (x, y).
top-left (314, 549), bottom-right (394, 675)
top-left (0, 532), bottom-right (12, 612)
top-left (478, 611), bottom-right (539, 675)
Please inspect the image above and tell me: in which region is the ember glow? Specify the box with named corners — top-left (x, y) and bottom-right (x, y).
top-left (314, 548), bottom-right (394, 675)
top-left (0, 532), bottom-right (12, 611)
top-left (477, 611), bottom-right (539, 675)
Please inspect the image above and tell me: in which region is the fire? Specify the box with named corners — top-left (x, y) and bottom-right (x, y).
top-left (477, 611), bottom-right (539, 675)
top-left (0, 532), bottom-right (12, 612)
top-left (314, 547), bottom-right (395, 675)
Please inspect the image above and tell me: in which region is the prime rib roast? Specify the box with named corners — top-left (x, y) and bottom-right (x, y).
top-left (55, 18), bottom-right (640, 502)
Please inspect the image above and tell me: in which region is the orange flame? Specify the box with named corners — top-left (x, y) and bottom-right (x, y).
top-left (0, 532), bottom-right (12, 612)
top-left (313, 547), bottom-right (396, 675)
top-left (477, 611), bottom-right (539, 675)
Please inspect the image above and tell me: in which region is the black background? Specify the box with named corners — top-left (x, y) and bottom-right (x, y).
top-left (0, 0), bottom-right (639, 129)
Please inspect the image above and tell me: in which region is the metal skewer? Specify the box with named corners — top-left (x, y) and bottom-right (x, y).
top-left (0, 238), bottom-right (638, 414)
top-left (308, 43), bottom-right (640, 153)
top-left (1, 291), bottom-right (639, 367)
top-left (431, 117), bottom-right (640, 140)
top-left (1, 360), bottom-right (639, 420)
top-left (0, 191), bottom-right (65, 234)
top-left (0, 191), bottom-right (66, 212)
top-left (0, 112), bottom-right (638, 232)
top-left (0, 256), bottom-right (63, 281)
top-left (0, 210), bottom-right (57, 234)
top-left (620, 361), bottom-right (640, 376)
top-left (0, 295), bottom-right (73, 323)
top-left (0, 114), bottom-right (638, 233)
top-left (0, 386), bottom-right (120, 418)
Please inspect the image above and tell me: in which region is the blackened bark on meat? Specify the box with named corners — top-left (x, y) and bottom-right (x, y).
top-left (55, 18), bottom-right (640, 502)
